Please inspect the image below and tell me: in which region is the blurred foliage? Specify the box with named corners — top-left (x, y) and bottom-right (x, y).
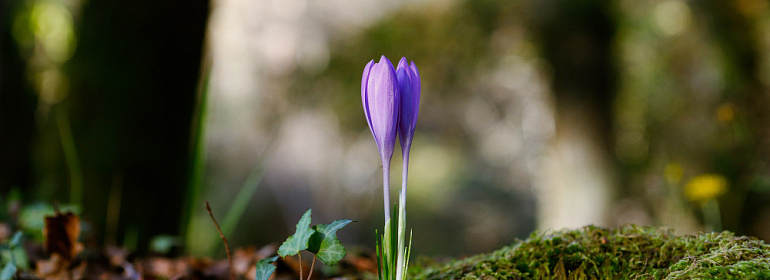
top-left (612, 0), bottom-right (770, 238)
top-left (291, 0), bottom-right (513, 134)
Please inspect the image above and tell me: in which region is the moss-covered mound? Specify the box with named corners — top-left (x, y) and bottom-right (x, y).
top-left (411, 225), bottom-right (770, 279)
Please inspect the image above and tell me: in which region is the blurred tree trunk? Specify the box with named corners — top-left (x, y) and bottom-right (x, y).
top-left (65, 0), bottom-right (209, 252)
top-left (530, 0), bottom-right (618, 229)
top-left (0, 0), bottom-right (36, 195)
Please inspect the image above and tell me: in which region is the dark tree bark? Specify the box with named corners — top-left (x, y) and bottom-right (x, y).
top-left (0, 0), bottom-right (36, 195)
top-left (66, 0), bottom-right (209, 251)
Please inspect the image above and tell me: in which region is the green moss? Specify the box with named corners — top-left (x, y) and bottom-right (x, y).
top-left (410, 225), bottom-right (770, 279)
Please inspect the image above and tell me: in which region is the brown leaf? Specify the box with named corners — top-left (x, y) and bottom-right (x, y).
top-left (233, 247), bottom-right (257, 275)
top-left (35, 253), bottom-right (85, 280)
top-left (141, 257), bottom-right (190, 279)
top-left (342, 254), bottom-right (377, 274)
top-left (43, 212), bottom-right (82, 261)
top-left (0, 223), bottom-right (11, 242)
top-left (36, 253), bottom-right (65, 278)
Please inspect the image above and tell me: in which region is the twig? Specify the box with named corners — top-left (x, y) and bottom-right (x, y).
top-left (205, 201), bottom-right (235, 280)
top-left (307, 255), bottom-right (317, 280)
top-left (298, 251), bottom-right (304, 280)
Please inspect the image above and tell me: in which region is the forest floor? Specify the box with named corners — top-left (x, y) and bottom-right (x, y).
top-left (5, 211), bottom-right (770, 279)
top-left (1, 210), bottom-right (378, 280)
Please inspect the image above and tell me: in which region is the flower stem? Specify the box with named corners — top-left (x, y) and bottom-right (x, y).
top-left (400, 152), bottom-right (409, 210)
top-left (383, 159), bottom-right (392, 221)
top-left (396, 152), bottom-right (409, 280)
top-left (702, 199), bottom-right (722, 232)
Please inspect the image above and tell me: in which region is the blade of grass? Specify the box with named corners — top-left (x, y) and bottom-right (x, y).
top-left (395, 191), bottom-right (406, 280)
top-left (221, 155), bottom-right (270, 238)
top-left (404, 229), bottom-right (412, 275)
top-left (57, 109), bottom-right (83, 206)
top-left (214, 136), bottom-right (278, 255)
top-left (182, 56), bottom-right (211, 247)
top-left (390, 203), bottom-right (398, 279)
top-left (376, 229), bottom-right (383, 280)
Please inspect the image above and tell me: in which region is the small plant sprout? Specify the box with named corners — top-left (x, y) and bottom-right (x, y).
top-left (254, 209), bottom-right (353, 280)
top-left (363, 56), bottom-right (420, 280)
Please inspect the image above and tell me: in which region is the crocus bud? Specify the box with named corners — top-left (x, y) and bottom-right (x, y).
top-left (362, 55), bottom-right (400, 220)
top-left (395, 57), bottom-right (419, 280)
top-left (396, 58), bottom-right (420, 152)
top-left (362, 55), bottom-right (400, 162)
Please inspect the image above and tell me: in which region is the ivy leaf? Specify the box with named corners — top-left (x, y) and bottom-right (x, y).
top-left (254, 256), bottom-right (279, 280)
top-left (277, 209), bottom-right (314, 257)
top-left (8, 232), bottom-right (22, 248)
top-left (0, 262), bottom-right (16, 280)
top-left (307, 219), bottom-right (354, 265)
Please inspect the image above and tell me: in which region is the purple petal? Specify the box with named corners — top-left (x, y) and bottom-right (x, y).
top-left (397, 58), bottom-right (420, 150)
top-left (365, 56), bottom-right (400, 159)
top-left (410, 61), bottom-right (420, 95)
top-left (361, 60), bottom-right (375, 136)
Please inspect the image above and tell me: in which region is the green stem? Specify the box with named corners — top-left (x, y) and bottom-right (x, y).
top-left (702, 199), bottom-right (722, 232)
top-left (57, 110), bottom-right (82, 206)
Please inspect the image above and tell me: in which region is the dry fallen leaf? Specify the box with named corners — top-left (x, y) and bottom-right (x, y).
top-left (36, 253), bottom-right (86, 280)
top-left (43, 212), bottom-right (82, 261)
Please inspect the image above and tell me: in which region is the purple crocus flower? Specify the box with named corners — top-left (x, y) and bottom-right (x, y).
top-left (395, 57), bottom-right (420, 209)
top-left (362, 55), bottom-right (400, 221)
top-left (396, 58), bottom-right (420, 170)
top-left (395, 57), bottom-right (419, 280)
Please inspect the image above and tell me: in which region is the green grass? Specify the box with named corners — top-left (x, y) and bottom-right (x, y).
top-left (410, 225), bottom-right (770, 280)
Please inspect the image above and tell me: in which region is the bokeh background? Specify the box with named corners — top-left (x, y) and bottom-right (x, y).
top-left (2, 0), bottom-right (770, 260)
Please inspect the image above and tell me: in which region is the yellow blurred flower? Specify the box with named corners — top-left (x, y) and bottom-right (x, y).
top-left (684, 174), bottom-right (728, 202)
top-left (716, 103), bottom-right (735, 124)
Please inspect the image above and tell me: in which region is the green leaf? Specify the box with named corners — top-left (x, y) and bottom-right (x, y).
top-left (254, 256), bottom-right (279, 280)
top-left (277, 209), bottom-right (314, 257)
top-left (0, 262), bottom-right (16, 280)
top-left (308, 219), bottom-right (354, 265)
top-left (8, 232), bottom-right (22, 248)
top-left (149, 235), bottom-right (182, 254)
top-left (378, 219), bottom-right (395, 280)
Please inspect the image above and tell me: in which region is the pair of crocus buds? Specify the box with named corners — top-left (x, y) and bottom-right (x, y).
top-left (362, 55), bottom-right (419, 280)
top-left (361, 55), bottom-right (421, 221)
